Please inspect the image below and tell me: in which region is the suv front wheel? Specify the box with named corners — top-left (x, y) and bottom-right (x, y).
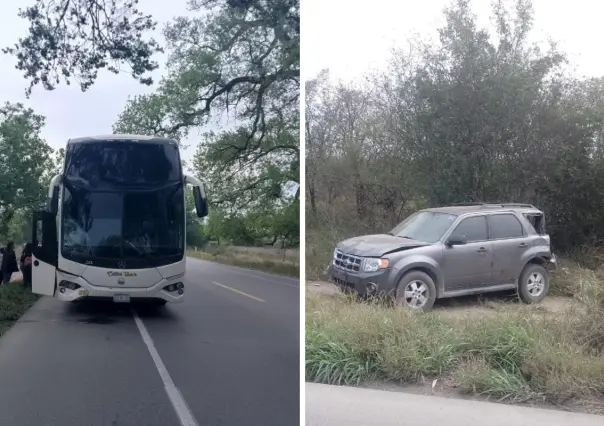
top-left (395, 271), bottom-right (437, 312)
top-left (518, 263), bottom-right (549, 304)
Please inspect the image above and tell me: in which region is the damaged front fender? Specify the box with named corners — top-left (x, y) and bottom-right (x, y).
top-left (390, 254), bottom-right (444, 296)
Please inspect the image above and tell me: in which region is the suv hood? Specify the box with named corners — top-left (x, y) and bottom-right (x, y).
top-left (337, 234), bottom-right (429, 257)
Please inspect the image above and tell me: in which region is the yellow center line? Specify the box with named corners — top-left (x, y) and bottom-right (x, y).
top-left (212, 282), bottom-right (266, 303)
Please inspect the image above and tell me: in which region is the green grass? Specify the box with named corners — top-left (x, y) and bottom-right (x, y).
top-left (0, 281), bottom-right (40, 335)
top-left (187, 247), bottom-right (299, 277)
top-left (305, 285), bottom-right (604, 410)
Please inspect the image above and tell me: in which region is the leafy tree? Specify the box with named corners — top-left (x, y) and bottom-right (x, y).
top-left (7, 0), bottom-right (300, 249)
top-left (191, 125), bottom-right (299, 210)
top-left (113, 0), bottom-right (300, 207)
top-left (5, 0), bottom-right (162, 96)
top-left (112, 0), bottom-right (300, 246)
top-left (265, 197), bottom-right (299, 248)
top-left (306, 0), bottom-right (604, 253)
top-left (0, 103), bottom-right (53, 237)
top-left (6, 211), bottom-right (32, 244)
top-left (51, 147), bottom-right (66, 174)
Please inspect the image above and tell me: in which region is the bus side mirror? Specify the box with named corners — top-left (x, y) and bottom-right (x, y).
top-left (184, 173), bottom-right (209, 218)
top-left (193, 186), bottom-right (208, 218)
top-left (48, 186), bottom-right (59, 215)
top-left (47, 174), bottom-right (62, 215)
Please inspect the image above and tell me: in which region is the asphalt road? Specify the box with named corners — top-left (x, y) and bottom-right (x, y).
top-left (306, 383), bottom-right (604, 426)
top-left (0, 257), bottom-right (300, 426)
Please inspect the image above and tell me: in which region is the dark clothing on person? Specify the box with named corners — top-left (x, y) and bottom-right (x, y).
top-left (20, 243), bottom-right (33, 288)
top-left (1, 248), bottom-right (18, 285)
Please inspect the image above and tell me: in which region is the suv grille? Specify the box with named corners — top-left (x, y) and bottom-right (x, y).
top-left (333, 249), bottom-right (362, 272)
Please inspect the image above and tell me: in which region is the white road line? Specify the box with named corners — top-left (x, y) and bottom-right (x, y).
top-left (132, 310), bottom-right (198, 426)
top-left (206, 264), bottom-right (299, 289)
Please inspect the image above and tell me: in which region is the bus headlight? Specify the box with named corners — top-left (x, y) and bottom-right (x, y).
top-left (163, 283), bottom-right (184, 292)
top-left (59, 280), bottom-right (81, 290)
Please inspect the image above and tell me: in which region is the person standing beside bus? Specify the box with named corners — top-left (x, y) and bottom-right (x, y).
top-left (20, 243), bottom-right (33, 288)
top-left (0, 242), bottom-right (18, 285)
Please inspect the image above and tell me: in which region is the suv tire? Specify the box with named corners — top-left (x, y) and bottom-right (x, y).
top-left (395, 270), bottom-right (436, 312)
top-left (518, 263), bottom-right (549, 304)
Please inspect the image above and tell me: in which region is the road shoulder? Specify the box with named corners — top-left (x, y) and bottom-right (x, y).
top-left (306, 383), bottom-right (604, 426)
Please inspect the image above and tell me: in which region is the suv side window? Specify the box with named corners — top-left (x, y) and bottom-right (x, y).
top-left (449, 216), bottom-right (487, 243)
top-left (488, 214), bottom-right (524, 239)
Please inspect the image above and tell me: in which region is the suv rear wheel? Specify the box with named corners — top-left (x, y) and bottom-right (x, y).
top-left (395, 271), bottom-right (436, 312)
top-left (518, 263), bottom-right (549, 304)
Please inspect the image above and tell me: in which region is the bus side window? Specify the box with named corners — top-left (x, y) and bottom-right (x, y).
top-left (35, 219), bottom-right (43, 248)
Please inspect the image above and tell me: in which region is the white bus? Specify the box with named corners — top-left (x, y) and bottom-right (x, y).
top-left (31, 135), bottom-right (208, 305)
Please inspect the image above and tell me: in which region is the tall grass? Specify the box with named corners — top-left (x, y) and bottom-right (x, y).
top-left (306, 266), bottom-right (604, 409)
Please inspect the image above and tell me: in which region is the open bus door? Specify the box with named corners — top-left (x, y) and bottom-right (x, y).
top-left (31, 211), bottom-right (58, 296)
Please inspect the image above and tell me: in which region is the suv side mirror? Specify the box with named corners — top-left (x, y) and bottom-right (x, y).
top-left (447, 236), bottom-right (467, 246)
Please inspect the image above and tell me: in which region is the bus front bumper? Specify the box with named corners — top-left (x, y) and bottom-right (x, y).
top-left (55, 276), bottom-right (186, 303)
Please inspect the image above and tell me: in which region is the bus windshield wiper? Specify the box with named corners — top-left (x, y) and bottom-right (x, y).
top-left (123, 239), bottom-right (155, 262)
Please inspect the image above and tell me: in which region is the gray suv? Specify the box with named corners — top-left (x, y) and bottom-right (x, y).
top-left (329, 203), bottom-right (557, 312)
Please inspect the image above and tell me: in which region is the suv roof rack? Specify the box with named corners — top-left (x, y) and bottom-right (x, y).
top-left (451, 202), bottom-right (536, 209)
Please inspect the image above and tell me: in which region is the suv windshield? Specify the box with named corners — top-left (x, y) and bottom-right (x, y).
top-left (64, 141), bottom-right (181, 187)
top-left (389, 211), bottom-right (457, 243)
top-left (61, 182), bottom-right (184, 264)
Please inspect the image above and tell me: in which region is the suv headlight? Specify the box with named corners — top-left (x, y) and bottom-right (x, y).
top-left (362, 258), bottom-right (390, 272)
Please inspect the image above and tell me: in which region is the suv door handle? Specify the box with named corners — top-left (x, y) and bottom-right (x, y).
top-left (518, 243), bottom-right (528, 248)
top-left (477, 247), bottom-right (487, 253)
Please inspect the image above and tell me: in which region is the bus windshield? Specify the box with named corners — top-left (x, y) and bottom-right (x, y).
top-left (61, 182), bottom-right (185, 265)
top-left (64, 141), bottom-right (181, 187)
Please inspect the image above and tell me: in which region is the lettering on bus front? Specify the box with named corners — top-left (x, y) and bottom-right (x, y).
top-left (106, 271), bottom-right (138, 277)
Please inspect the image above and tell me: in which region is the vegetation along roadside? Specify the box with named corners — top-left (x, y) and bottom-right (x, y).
top-left (0, 281), bottom-right (39, 336)
top-left (187, 246), bottom-right (299, 278)
top-left (306, 258), bottom-right (604, 414)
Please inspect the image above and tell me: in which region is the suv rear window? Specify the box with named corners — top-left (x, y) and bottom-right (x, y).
top-left (489, 214), bottom-right (524, 239)
top-left (523, 213), bottom-right (546, 235)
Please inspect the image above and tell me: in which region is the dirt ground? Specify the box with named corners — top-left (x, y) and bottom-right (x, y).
top-left (306, 280), bottom-right (579, 318)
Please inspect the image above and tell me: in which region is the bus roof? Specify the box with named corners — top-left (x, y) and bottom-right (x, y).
top-left (67, 134), bottom-right (178, 145)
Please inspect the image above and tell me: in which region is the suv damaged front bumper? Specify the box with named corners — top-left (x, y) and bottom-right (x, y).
top-left (328, 264), bottom-right (395, 297)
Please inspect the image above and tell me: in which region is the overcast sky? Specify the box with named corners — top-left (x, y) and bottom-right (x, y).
top-left (4, 0), bottom-right (600, 163)
top-left (0, 0), bottom-right (196, 158)
top-left (303, 0), bottom-right (604, 82)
